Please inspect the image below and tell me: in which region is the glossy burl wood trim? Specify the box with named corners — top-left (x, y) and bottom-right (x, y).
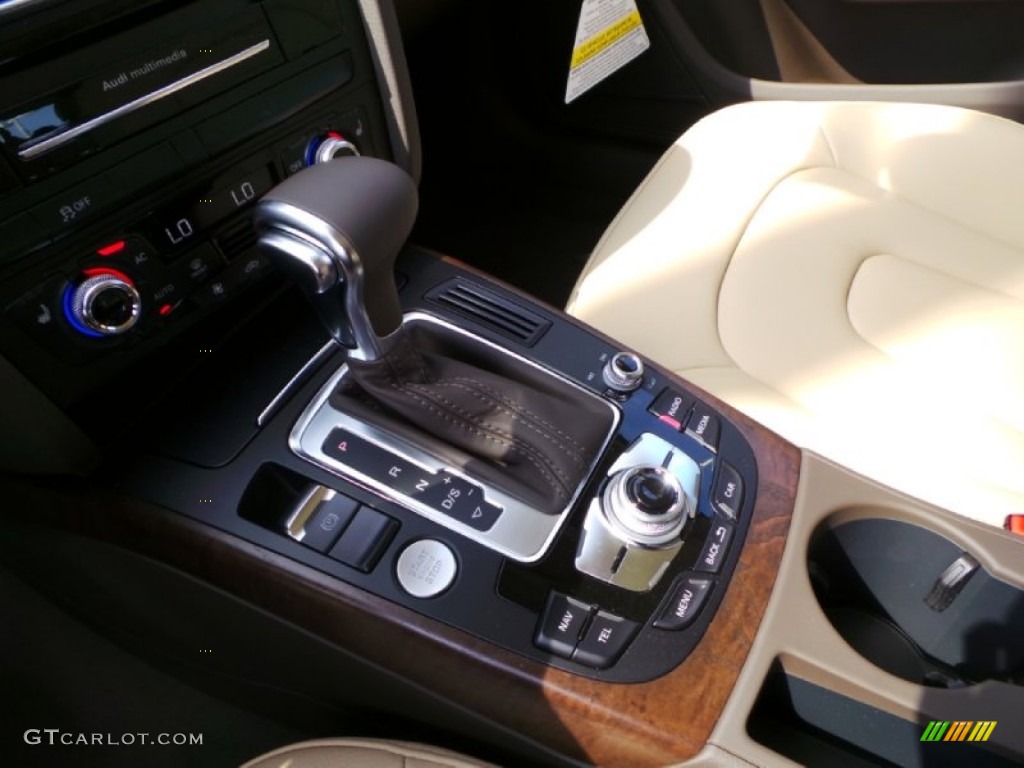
top-left (0, 261), bottom-right (800, 767)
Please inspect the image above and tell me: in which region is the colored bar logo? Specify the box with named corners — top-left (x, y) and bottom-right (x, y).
top-left (921, 721), bottom-right (997, 742)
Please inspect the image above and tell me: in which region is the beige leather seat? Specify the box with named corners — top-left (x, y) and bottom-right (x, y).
top-left (568, 101), bottom-right (1024, 528)
top-left (241, 738), bottom-right (497, 768)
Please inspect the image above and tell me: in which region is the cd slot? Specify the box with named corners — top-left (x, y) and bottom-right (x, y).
top-left (0, 3), bottom-right (284, 174)
top-left (18, 40), bottom-right (272, 160)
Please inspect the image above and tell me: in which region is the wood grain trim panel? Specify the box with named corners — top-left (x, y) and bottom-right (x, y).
top-left (0, 262), bottom-right (800, 767)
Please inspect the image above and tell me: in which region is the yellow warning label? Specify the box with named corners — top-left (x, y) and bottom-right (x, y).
top-left (570, 10), bottom-right (642, 69)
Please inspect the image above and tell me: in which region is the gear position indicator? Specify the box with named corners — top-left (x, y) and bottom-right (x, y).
top-left (324, 427), bottom-right (503, 532)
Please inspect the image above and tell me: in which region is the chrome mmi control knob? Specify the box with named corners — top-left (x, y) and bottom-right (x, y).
top-left (68, 273), bottom-right (141, 336)
top-left (576, 465), bottom-right (692, 591)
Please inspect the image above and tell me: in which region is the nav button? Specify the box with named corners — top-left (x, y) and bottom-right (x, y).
top-left (535, 592), bottom-right (591, 660)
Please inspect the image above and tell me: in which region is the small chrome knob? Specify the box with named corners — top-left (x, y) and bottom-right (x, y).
top-left (312, 134), bottom-right (360, 165)
top-left (69, 274), bottom-right (141, 336)
top-left (603, 351), bottom-right (644, 393)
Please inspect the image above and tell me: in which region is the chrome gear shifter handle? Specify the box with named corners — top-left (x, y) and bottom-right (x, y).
top-left (253, 157), bottom-right (418, 360)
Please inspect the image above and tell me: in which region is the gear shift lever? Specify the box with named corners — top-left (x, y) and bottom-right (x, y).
top-left (255, 157), bottom-right (610, 512)
top-left (253, 157), bottom-right (417, 360)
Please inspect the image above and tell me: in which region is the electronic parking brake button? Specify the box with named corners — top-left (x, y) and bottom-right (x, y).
top-left (655, 575), bottom-right (714, 630)
top-left (535, 592), bottom-right (591, 660)
top-left (696, 519), bottom-right (734, 573)
top-left (648, 388), bottom-right (693, 432)
top-left (573, 611), bottom-right (639, 669)
top-left (301, 493), bottom-right (358, 553)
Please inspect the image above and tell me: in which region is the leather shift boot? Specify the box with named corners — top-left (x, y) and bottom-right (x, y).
top-left (343, 329), bottom-right (608, 511)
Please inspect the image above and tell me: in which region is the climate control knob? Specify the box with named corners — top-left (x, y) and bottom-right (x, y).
top-left (307, 132), bottom-right (360, 166)
top-left (66, 273), bottom-right (141, 336)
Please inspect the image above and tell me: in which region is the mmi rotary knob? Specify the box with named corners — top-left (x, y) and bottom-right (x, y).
top-left (575, 465), bottom-right (693, 592)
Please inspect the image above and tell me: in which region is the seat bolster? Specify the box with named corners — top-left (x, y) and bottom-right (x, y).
top-left (567, 101), bottom-right (837, 371)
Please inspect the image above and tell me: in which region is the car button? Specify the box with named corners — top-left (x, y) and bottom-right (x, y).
top-left (713, 461), bottom-right (744, 519)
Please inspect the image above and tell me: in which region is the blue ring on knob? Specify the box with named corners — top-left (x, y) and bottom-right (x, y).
top-left (62, 283), bottom-right (104, 338)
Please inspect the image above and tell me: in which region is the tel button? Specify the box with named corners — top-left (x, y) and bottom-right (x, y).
top-left (573, 611), bottom-right (639, 668)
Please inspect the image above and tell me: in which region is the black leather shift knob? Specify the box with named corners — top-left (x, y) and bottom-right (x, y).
top-left (254, 157), bottom-right (418, 354)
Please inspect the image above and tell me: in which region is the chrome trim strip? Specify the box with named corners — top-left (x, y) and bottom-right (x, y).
top-left (288, 312), bottom-right (621, 563)
top-left (0, 0), bottom-right (50, 16)
top-left (17, 39), bottom-right (271, 160)
top-left (257, 340), bottom-right (338, 428)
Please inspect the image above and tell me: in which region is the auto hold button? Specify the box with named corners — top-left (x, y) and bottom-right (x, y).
top-left (654, 575), bottom-right (714, 630)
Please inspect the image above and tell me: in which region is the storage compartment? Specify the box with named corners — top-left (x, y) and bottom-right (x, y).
top-left (807, 515), bottom-right (1024, 688)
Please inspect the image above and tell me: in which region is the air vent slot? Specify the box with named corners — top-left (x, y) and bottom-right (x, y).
top-left (214, 216), bottom-right (258, 262)
top-left (426, 278), bottom-right (551, 346)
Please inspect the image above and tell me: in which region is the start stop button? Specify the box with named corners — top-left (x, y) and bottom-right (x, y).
top-left (395, 539), bottom-right (457, 598)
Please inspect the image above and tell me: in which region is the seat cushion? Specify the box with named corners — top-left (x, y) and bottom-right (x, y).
top-left (240, 738), bottom-right (497, 768)
top-left (567, 100), bottom-right (1024, 527)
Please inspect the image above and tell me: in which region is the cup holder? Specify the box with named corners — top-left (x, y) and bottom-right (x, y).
top-left (808, 514), bottom-right (1024, 688)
